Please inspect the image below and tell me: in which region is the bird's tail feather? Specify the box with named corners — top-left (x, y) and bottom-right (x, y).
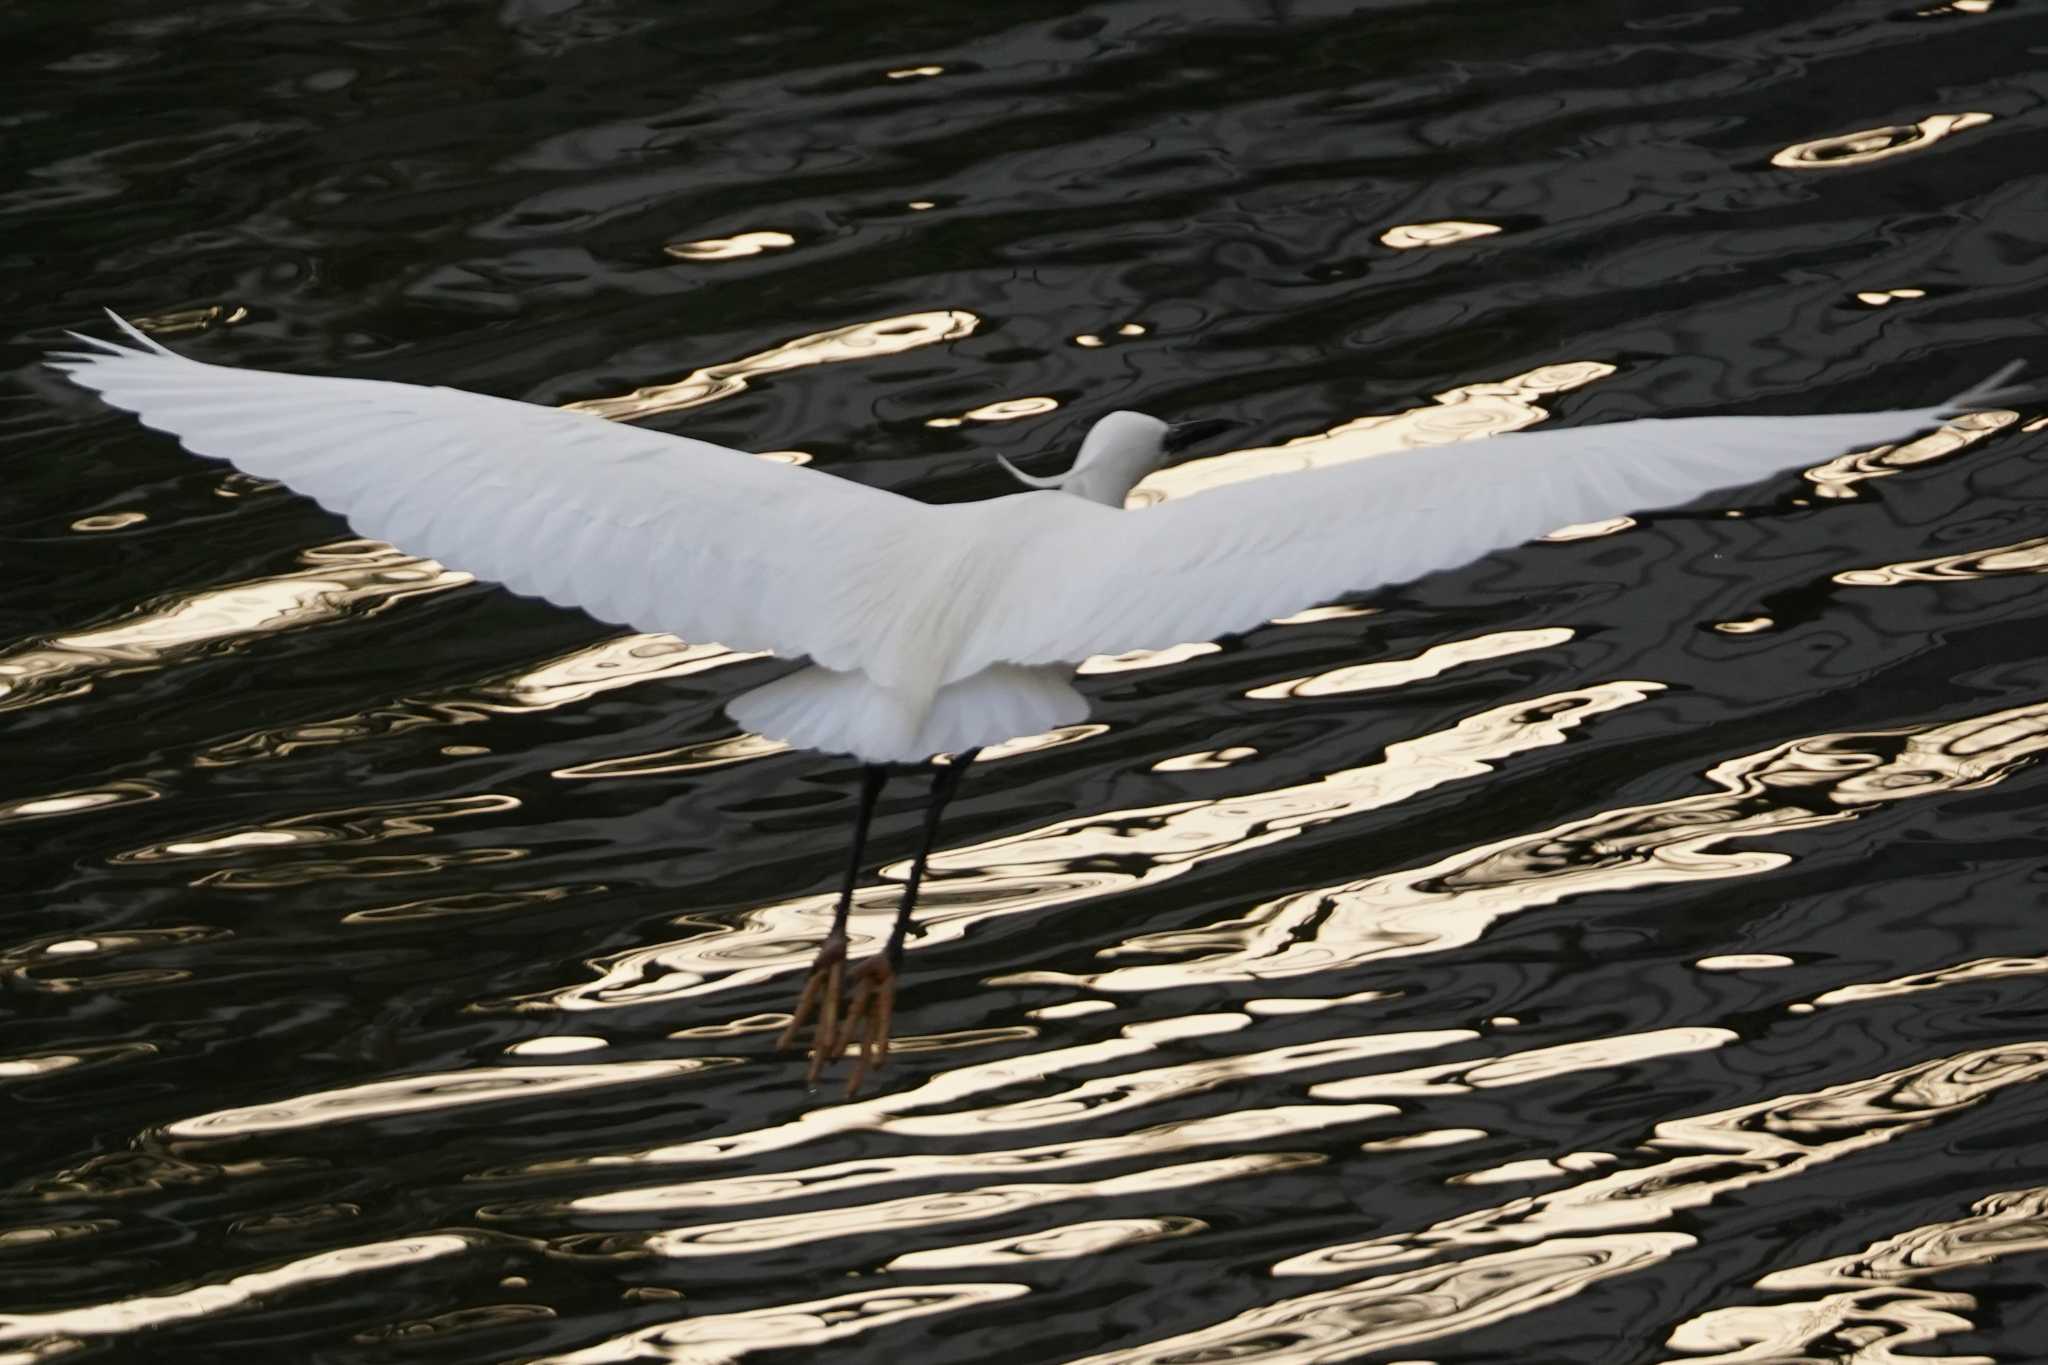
top-left (730, 664), bottom-right (1086, 764)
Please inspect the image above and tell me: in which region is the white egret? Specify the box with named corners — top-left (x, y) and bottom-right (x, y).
top-left (50, 313), bottom-right (2025, 1092)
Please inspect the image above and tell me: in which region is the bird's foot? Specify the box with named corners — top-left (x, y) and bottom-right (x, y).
top-left (829, 955), bottom-right (897, 1098)
top-left (776, 931), bottom-right (849, 1086)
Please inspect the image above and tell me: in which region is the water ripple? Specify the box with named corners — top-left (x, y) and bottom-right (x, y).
top-left (538, 681), bottom-right (1655, 1011)
top-left (1044, 694), bottom-right (2048, 991)
top-left (12, 3), bottom-right (2048, 1359)
top-left (532, 1284), bottom-right (1028, 1365)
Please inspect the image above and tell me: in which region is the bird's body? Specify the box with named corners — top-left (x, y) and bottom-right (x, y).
top-left (50, 312), bottom-right (2027, 1091)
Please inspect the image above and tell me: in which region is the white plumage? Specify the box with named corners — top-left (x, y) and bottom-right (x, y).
top-left (49, 312), bottom-right (2020, 764)
top-left (50, 311), bottom-right (2026, 1092)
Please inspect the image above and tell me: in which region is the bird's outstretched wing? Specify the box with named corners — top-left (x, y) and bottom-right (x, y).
top-left (50, 313), bottom-right (938, 680)
top-left (953, 368), bottom-right (2026, 678)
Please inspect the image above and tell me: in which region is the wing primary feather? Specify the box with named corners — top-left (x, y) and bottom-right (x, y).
top-left (100, 310), bottom-right (178, 355)
top-left (59, 331), bottom-right (134, 357)
top-left (1941, 360), bottom-right (2031, 415)
top-left (51, 312), bottom-right (947, 683)
top-left (947, 374), bottom-right (2025, 679)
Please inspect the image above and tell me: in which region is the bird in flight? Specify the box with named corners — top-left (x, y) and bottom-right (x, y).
top-left (51, 313), bottom-right (2025, 1093)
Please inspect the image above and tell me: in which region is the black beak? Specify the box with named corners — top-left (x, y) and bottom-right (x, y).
top-left (1163, 417), bottom-right (1235, 455)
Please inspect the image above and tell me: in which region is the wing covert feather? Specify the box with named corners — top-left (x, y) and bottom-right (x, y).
top-left (50, 319), bottom-right (939, 679)
top-left (952, 400), bottom-right (1981, 675)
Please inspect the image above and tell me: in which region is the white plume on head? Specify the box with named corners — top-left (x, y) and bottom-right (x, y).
top-left (997, 410), bottom-right (1170, 507)
top-left (995, 454), bottom-right (1067, 489)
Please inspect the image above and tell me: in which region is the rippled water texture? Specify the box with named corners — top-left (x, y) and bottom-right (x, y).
top-left (8, 2), bottom-right (2048, 1361)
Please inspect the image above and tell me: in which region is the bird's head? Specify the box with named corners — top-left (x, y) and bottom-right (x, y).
top-left (998, 411), bottom-right (1234, 507)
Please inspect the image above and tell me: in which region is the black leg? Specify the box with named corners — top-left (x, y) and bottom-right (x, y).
top-left (882, 750), bottom-right (979, 965)
top-left (831, 763), bottom-right (891, 938)
top-left (778, 763), bottom-right (891, 1077)
top-left (835, 748), bottom-right (981, 1094)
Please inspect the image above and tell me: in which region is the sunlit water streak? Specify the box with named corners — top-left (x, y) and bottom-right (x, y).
top-left (532, 678), bottom-right (1654, 1011)
top-left (531, 1284), bottom-right (1029, 1365)
top-left (1085, 1042), bottom-right (2048, 1363)
top-left (1029, 694), bottom-right (2048, 993)
top-left (0, 1236), bottom-right (470, 1345)
top-left (0, 541), bottom-right (465, 713)
top-left (561, 312), bottom-right (979, 422)
top-left (1668, 1184), bottom-right (2048, 1361)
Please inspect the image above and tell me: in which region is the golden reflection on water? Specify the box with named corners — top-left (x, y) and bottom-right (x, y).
top-left (0, 1043), bottom-right (155, 1080)
top-left (0, 781), bottom-right (160, 827)
top-left (975, 723), bottom-right (1110, 762)
top-left (1772, 112), bottom-right (1992, 168)
top-left (162, 1060), bottom-right (724, 1139)
top-left (516, 1026), bottom-right (1437, 1178)
top-left (661, 230), bottom-right (794, 260)
top-left (1245, 988), bottom-right (1394, 1017)
top-left (1362, 1128), bottom-right (1486, 1152)
top-left (0, 1236), bottom-right (468, 1344)
top-left (1272, 604), bottom-right (1379, 626)
top-left (553, 732), bottom-right (788, 780)
top-left (355, 1303), bottom-right (556, 1346)
top-left (1061, 1043), bottom-right (2048, 1363)
top-left (1129, 360), bottom-right (1615, 505)
top-left (1541, 513), bottom-right (1634, 541)
top-left (1834, 533), bottom-right (2048, 586)
top-left (1041, 694), bottom-right (2048, 993)
top-left (0, 1221), bottom-right (116, 1249)
top-left (4, 926), bottom-right (225, 995)
top-left (1310, 1026), bottom-right (1734, 1102)
top-left (1029, 999), bottom-right (1116, 1020)
top-left (638, 1153), bottom-right (1318, 1259)
top-left (530, 1284), bottom-right (1027, 1365)
top-left (533, 682), bottom-right (1655, 1013)
top-left (1693, 953), bottom-right (1793, 971)
top-left (569, 1104), bottom-right (1392, 1216)
top-left (1246, 628), bottom-right (1572, 700)
top-left (880, 1032), bottom-right (1463, 1140)
top-left (1669, 1184), bottom-right (2048, 1361)
top-left (131, 302), bottom-right (246, 334)
top-left (562, 311), bottom-right (978, 422)
top-left (883, 1025), bottom-right (1039, 1055)
top-left (199, 635), bottom-right (764, 769)
top-left (924, 395), bottom-right (1059, 427)
top-left (1806, 407), bottom-right (2016, 498)
top-left (1076, 641), bottom-right (1220, 673)
top-left (473, 637), bottom-right (762, 709)
top-left (1073, 323), bottom-right (1147, 348)
top-left (1075, 1235), bottom-right (1691, 1365)
top-left (885, 1215), bottom-right (1204, 1269)
top-left (69, 511), bottom-right (147, 532)
top-left (1380, 220), bottom-right (1502, 249)
top-left (344, 888), bottom-right (598, 929)
top-left (537, 1040), bottom-right (1153, 1172)
top-left (191, 846), bottom-right (523, 890)
top-left (667, 1012), bottom-right (786, 1040)
top-left (505, 1035), bottom-right (608, 1056)
top-left (1284, 1041), bottom-right (2048, 1278)
top-left (1805, 955), bottom-right (2048, 1009)
top-left (1448, 1150), bottom-right (1617, 1185)
top-left (113, 794), bottom-right (519, 892)
top-left (1153, 745), bottom-right (1258, 772)
top-left (0, 542), bottom-right (465, 713)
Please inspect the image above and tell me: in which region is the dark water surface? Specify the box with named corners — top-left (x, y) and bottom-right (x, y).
top-left (9, 1), bottom-right (2048, 1361)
